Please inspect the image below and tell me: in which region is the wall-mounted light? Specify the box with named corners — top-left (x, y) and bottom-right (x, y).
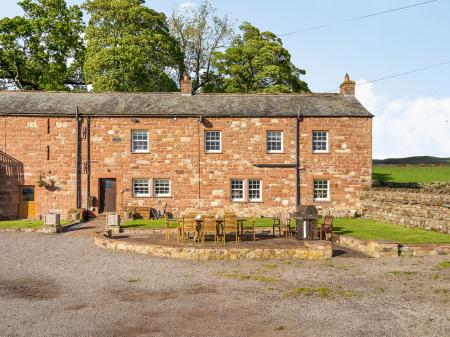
top-left (197, 116), bottom-right (204, 124)
top-left (131, 118), bottom-right (140, 123)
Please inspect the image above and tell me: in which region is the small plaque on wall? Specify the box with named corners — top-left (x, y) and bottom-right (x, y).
top-left (112, 137), bottom-right (122, 143)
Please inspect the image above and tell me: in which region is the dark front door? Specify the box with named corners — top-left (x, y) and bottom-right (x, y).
top-left (99, 179), bottom-right (116, 213)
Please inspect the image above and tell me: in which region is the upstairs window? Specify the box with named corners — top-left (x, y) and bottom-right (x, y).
top-left (154, 179), bottom-right (171, 197)
top-left (131, 130), bottom-right (149, 153)
top-left (313, 180), bottom-right (330, 201)
top-left (230, 179), bottom-right (245, 202)
top-left (133, 179), bottom-right (151, 197)
top-left (248, 180), bottom-right (262, 202)
top-left (266, 131), bottom-right (283, 153)
top-left (205, 131), bottom-right (222, 153)
top-left (312, 131), bottom-right (328, 153)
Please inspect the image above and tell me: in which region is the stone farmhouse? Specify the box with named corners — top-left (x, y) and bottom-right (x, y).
top-left (0, 75), bottom-right (373, 220)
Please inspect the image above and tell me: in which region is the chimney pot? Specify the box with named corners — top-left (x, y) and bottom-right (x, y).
top-left (180, 73), bottom-right (192, 96)
top-left (339, 73), bottom-right (356, 96)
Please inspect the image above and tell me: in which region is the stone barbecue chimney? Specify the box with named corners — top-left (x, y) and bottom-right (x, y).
top-left (180, 73), bottom-right (192, 96)
top-left (339, 73), bottom-right (356, 96)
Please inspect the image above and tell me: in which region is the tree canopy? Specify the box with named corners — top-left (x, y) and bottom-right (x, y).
top-left (83, 0), bottom-right (184, 92)
top-left (169, 0), bottom-right (234, 94)
top-left (206, 22), bottom-right (310, 94)
top-left (0, 0), bottom-right (85, 91)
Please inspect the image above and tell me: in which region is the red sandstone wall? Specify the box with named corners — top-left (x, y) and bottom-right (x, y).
top-left (0, 115), bottom-right (372, 219)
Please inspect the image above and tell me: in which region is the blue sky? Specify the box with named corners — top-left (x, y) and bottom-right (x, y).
top-left (2, 0), bottom-right (450, 158)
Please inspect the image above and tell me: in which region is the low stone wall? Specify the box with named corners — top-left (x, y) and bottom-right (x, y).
top-left (338, 235), bottom-right (450, 258)
top-left (399, 244), bottom-right (450, 257)
top-left (93, 232), bottom-right (332, 260)
top-left (338, 235), bottom-right (399, 257)
top-left (361, 188), bottom-right (450, 233)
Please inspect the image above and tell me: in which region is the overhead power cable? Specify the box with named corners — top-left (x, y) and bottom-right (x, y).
top-left (356, 60), bottom-right (450, 86)
top-left (280, 0), bottom-right (440, 37)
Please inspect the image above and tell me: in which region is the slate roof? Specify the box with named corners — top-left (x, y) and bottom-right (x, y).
top-left (0, 91), bottom-right (373, 117)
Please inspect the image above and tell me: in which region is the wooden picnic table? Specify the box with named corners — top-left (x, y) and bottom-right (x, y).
top-left (176, 216), bottom-right (247, 242)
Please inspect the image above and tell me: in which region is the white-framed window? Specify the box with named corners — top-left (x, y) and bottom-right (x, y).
top-left (266, 131), bottom-right (283, 153)
top-left (132, 179), bottom-right (151, 197)
top-left (131, 130), bottom-right (149, 153)
top-left (313, 180), bottom-right (330, 201)
top-left (248, 180), bottom-right (262, 202)
top-left (154, 179), bottom-right (171, 197)
top-left (230, 179), bottom-right (245, 202)
top-left (312, 131), bottom-right (328, 153)
top-left (205, 131), bottom-right (222, 153)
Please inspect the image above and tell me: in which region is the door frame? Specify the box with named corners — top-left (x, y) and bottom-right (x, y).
top-left (18, 185), bottom-right (36, 219)
top-left (98, 178), bottom-right (117, 214)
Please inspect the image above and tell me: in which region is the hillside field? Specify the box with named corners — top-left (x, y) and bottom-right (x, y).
top-left (373, 165), bottom-right (450, 184)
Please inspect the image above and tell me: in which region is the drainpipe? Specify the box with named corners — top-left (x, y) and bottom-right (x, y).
top-left (296, 113), bottom-right (304, 207)
top-left (76, 106), bottom-right (82, 209)
top-left (86, 116), bottom-right (91, 215)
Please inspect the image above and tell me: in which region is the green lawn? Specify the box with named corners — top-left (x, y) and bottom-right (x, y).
top-left (333, 218), bottom-right (450, 244)
top-left (0, 219), bottom-right (71, 229)
top-left (122, 217), bottom-right (277, 229)
top-left (373, 165), bottom-right (450, 184)
top-left (122, 217), bottom-right (450, 244)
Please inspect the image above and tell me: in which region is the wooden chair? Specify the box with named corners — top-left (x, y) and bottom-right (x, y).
top-left (273, 213), bottom-right (291, 237)
top-left (241, 218), bottom-right (256, 242)
top-left (181, 215), bottom-right (197, 243)
top-left (164, 213), bottom-right (179, 242)
top-left (320, 215), bottom-right (335, 241)
top-left (223, 213), bottom-right (239, 243)
top-left (200, 214), bottom-right (218, 243)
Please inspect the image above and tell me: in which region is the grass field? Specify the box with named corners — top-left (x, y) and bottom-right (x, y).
top-left (0, 219), bottom-right (71, 229)
top-left (373, 165), bottom-right (450, 183)
top-left (122, 217), bottom-right (277, 229)
top-left (122, 217), bottom-right (450, 244)
top-left (333, 218), bottom-right (450, 244)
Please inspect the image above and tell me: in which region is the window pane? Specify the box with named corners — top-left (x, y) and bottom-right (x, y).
top-left (205, 131), bottom-right (221, 152)
top-left (132, 131), bottom-right (149, 152)
top-left (154, 179), bottom-right (171, 196)
top-left (231, 179), bottom-right (244, 201)
top-left (133, 179), bottom-right (150, 197)
top-left (248, 180), bottom-right (261, 201)
top-left (313, 180), bottom-right (329, 200)
top-left (267, 131), bottom-right (282, 152)
top-left (312, 131), bottom-right (328, 152)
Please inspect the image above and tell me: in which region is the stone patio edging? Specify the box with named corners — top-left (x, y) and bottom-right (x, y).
top-left (92, 232), bottom-right (332, 260)
top-left (338, 235), bottom-right (450, 257)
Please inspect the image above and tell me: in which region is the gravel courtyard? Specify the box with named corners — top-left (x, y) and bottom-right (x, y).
top-left (0, 232), bottom-right (449, 337)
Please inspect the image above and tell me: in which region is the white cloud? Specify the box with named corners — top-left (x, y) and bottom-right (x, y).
top-left (356, 81), bottom-right (450, 159)
top-left (177, 1), bottom-right (196, 12)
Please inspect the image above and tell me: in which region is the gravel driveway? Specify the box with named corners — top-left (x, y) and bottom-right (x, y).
top-left (0, 232), bottom-right (449, 337)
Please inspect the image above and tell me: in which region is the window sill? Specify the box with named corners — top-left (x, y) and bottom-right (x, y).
top-left (205, 151), bottom-right (223, 154)
top-left (313, 199), bottom-right (331, 203)
top-left (131, 151), bottom-right (150, 154)
top-left (267, 151), bottom-right (285, 154)
top-left (313, 151), bottom-right (330, 154)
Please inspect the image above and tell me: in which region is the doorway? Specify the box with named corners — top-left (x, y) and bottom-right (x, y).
top-left (18, 186), bottom-right (35, 219)
top-left (99, 178), bottom-right (117, 213)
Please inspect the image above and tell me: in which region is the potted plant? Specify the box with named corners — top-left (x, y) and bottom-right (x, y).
top-left (123, 208), bottom-right (132, 220)
top-left (36, 178), bottom-right (46, 188)
top-left (68, 208), bottom-right (80, 221)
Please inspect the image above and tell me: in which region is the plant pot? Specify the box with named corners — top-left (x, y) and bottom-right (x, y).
top-left (123, 211), bottom-right (132, 220)
top-left (70, 212), bottom-right (80, 221)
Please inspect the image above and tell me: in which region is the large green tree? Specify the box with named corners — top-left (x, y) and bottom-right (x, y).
top-left (0, 0), bottom-right (85, 91)
top-left (206, 22), bottom-right (310, 94)
top-left (83, 0), bottom-right (184, 92)
top-left (169, 0), bottom-right (234, 94)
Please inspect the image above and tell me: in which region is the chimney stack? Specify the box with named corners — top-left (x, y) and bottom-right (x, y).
top-left (339, 73), bottom-right (356, 96)
top-left (180, 73), bottom-right (192, 96)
